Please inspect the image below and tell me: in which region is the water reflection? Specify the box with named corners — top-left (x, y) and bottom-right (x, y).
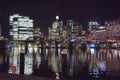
top-left (8, 43), bottom-right (20, 74)
top-left (4, 42), bottom-right (120, 79)
top-left (89, 48), bottom-right (107, 78)
top-left (48, 48), bottom-right (61, 79)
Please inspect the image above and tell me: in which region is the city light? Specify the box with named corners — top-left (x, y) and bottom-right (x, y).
top-left (0, 0), bottom-right (120, 80)
top-left (56, 16), bottom-right (59, 20)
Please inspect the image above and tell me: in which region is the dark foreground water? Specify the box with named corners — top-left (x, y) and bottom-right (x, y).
top-left (0, 42), bottom-right (120, 80)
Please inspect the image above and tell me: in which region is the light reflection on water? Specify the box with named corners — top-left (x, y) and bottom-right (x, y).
top-left (4, 42), bottom-right (120, 79)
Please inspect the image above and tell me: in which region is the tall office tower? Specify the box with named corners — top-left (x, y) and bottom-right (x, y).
top-left (48, 16), bottom-right (63, 39)
top-left (88, 21), bottom-right (100, 33)
top-left (62, 25), bottom-right (69, 39)
top-left (9, 14), bottom-right (34, 40)
top-left (66, 20), bottom-right (83, 37)
top-left (0, 24), bottom-right (1, 36)
top-left (34, 27), bottom-right (43, 40)
top-left (0, 24), bottom-right (5, 40)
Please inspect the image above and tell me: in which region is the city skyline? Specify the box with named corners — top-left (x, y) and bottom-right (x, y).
top-left (0, 0), bottom-right (120, 38)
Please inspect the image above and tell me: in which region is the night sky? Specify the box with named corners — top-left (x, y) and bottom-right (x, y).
top-left (0, 0), bottom-right (120, 37)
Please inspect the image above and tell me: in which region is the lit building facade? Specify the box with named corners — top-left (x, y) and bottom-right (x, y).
top-left (9, 14), bottom-right (34, 40)
top-left (48, 16), bottom-right (63, 39)
top-left (105, 19), bottom-right (120, 40)
top-left (67, 20), bottom-right (83, 36)
top-left (66, 20), bottom-right (83, 42)
top-left (88, 21), bottom-right (100, 33)
top-left (62, 26), bottom-right (69, 40)
top-left (34, 27), bottom-right (43, 40)
top-left (0, 24), bottom-right (4, 40)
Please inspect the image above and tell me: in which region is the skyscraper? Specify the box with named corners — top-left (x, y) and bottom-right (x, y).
top-left (66, 20), bottom-right (83, 42)
top-left (9, 14), bottom-right (34, 40)
top-left (0, 24), bottom-right (1, 36)
top-left (48, 16), bottom-right (63, 39)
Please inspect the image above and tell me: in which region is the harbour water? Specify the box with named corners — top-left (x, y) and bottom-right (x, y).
top-left (0, 41), bottom-right (120, 80)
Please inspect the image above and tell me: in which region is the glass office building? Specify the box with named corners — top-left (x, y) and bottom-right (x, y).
top-left (9, 14), bottom-right (34, 40)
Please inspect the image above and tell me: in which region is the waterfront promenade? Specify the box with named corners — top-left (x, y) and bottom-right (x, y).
top-left (0, 72), bottom-right (55, 80)
top-left (0, 72), bottom-right (119, 80)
